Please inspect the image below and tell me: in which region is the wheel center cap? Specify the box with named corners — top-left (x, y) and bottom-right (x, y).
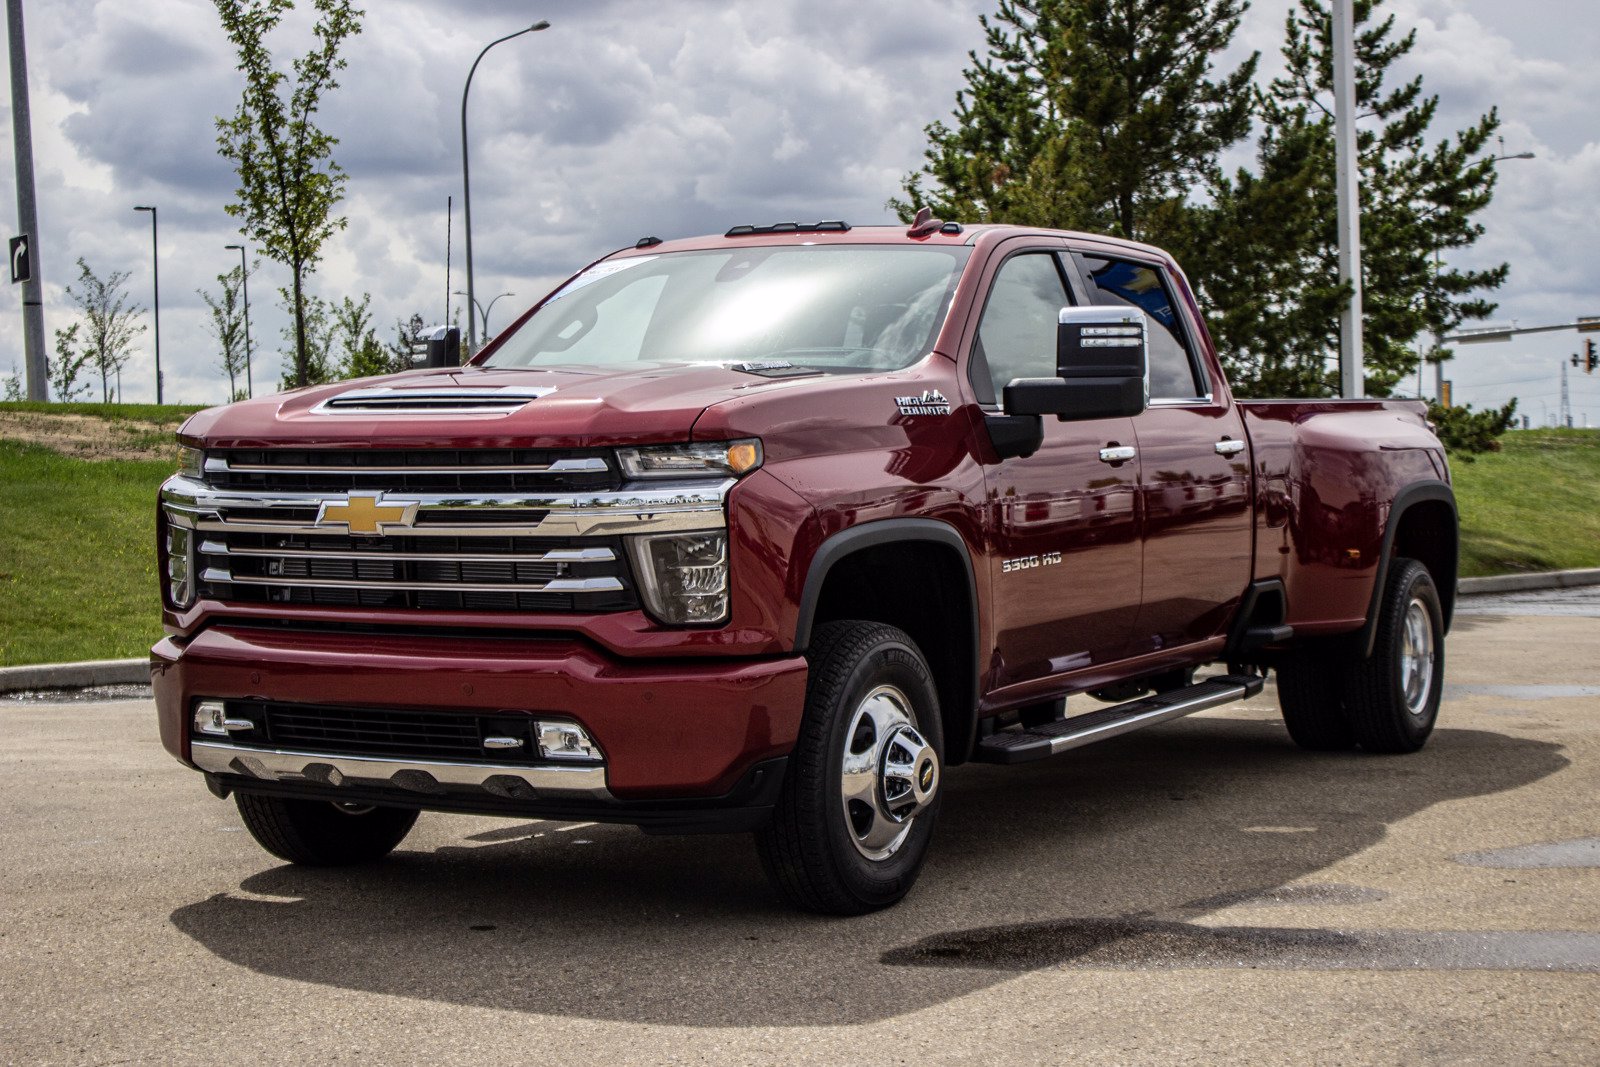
top-left (879, 724), bottom-right (939, 820)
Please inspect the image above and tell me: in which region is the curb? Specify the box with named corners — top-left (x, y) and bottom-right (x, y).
top-left (0, 658), bottom-right (148, 695)
top-left (1458, 568), bottom-right (1600, 597)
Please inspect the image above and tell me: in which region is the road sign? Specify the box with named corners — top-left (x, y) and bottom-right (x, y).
top-left (1578, 316), bottom-right (1600, 333)
top-left (9, 235), bottom-right (29, 284)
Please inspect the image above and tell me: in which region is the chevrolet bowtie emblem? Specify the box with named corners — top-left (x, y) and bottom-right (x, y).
top-left (314, 492), bottom-right (420, 536)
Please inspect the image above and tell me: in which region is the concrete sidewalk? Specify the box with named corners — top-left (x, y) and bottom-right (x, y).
top-left (5, 567), bottom-right (1599, 695)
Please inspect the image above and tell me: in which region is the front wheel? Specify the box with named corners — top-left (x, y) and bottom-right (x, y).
top-left (1343, 558), bottom-right (1444, 753)
top-left (756, 621), bottom-right (944, 915)
top-left (235, 793), bottom-right (419, 866)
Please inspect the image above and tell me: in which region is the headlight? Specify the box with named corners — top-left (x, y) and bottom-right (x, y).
top-left (177, 445), bottom-right (204, 479)
top-left (626, 531), bottom-right (729, 625)
top-left (616, 439), bottom-right (762, 480)
top-left (164, 517), bottom-right (195, 609)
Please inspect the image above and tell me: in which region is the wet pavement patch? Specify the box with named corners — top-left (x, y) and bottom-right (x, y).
top-left (1455, 837), bottom-right (1600, 869)
top-left (1182, 883), bottom-right (1388, 909)
top-left (881, 918), bottom-right (1600, 973)
top-left (1445, 683), bottom-right (1600, 700)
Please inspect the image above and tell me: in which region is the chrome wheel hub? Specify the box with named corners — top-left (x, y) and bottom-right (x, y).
top-left (1400, 596), bottom-right (1436, 716)
top-left (839, 684), bottom-right (939, 861)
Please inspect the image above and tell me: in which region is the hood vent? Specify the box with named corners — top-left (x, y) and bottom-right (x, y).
top-left (314, 385), bottom-right (553, 415)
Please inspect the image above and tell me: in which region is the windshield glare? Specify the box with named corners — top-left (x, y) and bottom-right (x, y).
top-left (484, 245), bottom-right (972, 373)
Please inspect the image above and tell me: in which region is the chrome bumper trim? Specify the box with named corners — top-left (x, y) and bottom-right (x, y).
top-left (191, 740), bottom-right (613, 801)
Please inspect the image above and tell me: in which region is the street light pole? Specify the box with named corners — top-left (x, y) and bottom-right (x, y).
top-left (7, 0), bottom-right (47, 400)
top-left (133, 205), bottom-right (161, 404)
top-left (461, 19), bottom-right (549, 356)
top-left (1332, 0), bottom-right (1364, 398)
top-left (225, 243), bottom-right (253, 399)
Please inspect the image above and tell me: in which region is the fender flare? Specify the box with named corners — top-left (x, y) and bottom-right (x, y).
top-left (1356, 479), bottom-right (1457, 658)
top-left (793, 518), bottom-right (982, 763)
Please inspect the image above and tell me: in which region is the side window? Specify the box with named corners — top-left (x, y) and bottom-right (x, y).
top-left (976, 253), bottom-right (1071, 405)
top-left (1077, 256), bottom-right (1203, 399)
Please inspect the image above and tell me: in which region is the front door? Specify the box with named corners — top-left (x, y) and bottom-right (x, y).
top-left (977, 250), bottom-right (1143, 693)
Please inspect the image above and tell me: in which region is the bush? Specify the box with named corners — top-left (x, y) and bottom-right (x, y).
top-left (1426, 399), bottom-right (1517, 461)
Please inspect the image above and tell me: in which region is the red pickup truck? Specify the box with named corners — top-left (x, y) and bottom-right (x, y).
top-left (153, 218), bottom-right (1456, 914)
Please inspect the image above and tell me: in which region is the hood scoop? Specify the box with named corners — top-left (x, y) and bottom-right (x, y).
top-left (313, 385), bottom-right (553, 416)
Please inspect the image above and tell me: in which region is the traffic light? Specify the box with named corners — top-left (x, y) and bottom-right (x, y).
top-left (1588, 339), bottom-right (1598, 373)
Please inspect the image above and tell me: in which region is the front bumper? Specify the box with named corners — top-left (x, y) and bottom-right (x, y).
top-left (152, 623), bottom-right (808, 830)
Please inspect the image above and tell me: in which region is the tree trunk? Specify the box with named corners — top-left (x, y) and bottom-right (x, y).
top-left (291, 264), bottom-right (309, 388)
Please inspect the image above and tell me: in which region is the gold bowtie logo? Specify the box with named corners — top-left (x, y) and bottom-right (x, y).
top-left (315, 492), bottom-right (419, 536)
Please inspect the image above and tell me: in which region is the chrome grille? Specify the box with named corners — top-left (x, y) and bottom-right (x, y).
top-left (206, 448), bottom-right (618, 494)
top-left (161, 448), bottom-right (730, 616)
top-left (196, 531), bottom-right (635, 612)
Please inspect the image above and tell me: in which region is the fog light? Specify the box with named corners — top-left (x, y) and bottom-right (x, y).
top-left (536, 721), bottom-right (603, 762)
top-left (192, 701), bottom-right (255, 738)
top-left (193, 702), bottom-right (230, 737)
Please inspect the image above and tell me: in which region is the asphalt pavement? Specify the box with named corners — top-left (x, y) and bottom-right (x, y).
top-left (2, 591), bottom-right (1596, 1065)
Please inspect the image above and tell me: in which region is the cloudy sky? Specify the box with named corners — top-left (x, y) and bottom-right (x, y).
top-left (2, 0), bottom-right (1597, 423)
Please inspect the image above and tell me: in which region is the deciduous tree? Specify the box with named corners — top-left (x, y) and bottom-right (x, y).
top-left (213, 0), bottom-right (363, 388)
top-left (64, 259), bottom-right (145, 403)
top-left (199, 264), bottom-right (253, 401)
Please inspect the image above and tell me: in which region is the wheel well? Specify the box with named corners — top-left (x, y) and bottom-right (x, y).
top-left (809, 541), bottom-right (978, 765)
top-left (1391, 500), bottom-right (1458, 630)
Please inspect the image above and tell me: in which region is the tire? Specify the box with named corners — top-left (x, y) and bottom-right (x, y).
top-left (1276, 643), bottom-right (1357, 751)
top-left (756, 621), bottom-right (944, 915)
top-left (1343, 558), bottom-right (1444, 754)
top-left (235, 793), bottom-right (419, 866)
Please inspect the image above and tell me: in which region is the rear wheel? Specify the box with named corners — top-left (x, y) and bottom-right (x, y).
top-left (757, 621), bottom-right (943, 915)
top-left (1276, 643), bottom-right (1356, 751)
top-left (1343, 558), bottom-right (1443, 753)
top-left (235, 794), bottom-right (419, 866)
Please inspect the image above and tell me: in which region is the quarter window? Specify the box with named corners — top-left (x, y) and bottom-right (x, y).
top-left (1077, 256), bottom-right (1203, 399)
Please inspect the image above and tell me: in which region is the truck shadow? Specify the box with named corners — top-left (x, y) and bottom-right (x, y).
top-left (168, 716), bottom-right (1565, 1027)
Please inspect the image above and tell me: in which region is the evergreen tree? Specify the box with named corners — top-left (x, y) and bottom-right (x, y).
top-left (895, 0), bottom-right (1257, 261)
top-left (1207, 0), bottom-right (1507, 396)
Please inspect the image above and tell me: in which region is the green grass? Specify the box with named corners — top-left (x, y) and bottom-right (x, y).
top-left (0, 400), bottom-right (208, 423)
top-left (0, 441), bottom-right (171, 666)
top-left (1452, 428), bottom-right (1600, 577)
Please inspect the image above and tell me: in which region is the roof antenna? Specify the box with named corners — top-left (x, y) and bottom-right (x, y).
top-left (907, 206), bottom-right (945, 238)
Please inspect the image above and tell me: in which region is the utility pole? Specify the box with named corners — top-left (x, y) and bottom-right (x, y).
top-left (1332, 0), bottom-right (1364, 399)
top-left (6, 0), bottom-right (46, 400)
top-left (1559, 359), bottom-right (1572, 429)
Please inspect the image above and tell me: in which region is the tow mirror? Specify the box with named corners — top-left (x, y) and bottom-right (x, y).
top-left (1001, 307), bottom-right (1149, 425)
top-left (418, 325), bottom-right (461, 369)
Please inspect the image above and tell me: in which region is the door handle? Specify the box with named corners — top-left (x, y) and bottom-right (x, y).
top-left (1215, 438), bottom-right (1246, 456)
top-left (1098, 445), bottom-right (1137, 464)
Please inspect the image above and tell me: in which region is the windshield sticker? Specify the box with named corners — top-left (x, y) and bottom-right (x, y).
top-left (544, 255), bottom-right (658, 303)
top-left (895, 389), bottom-right (952, 417)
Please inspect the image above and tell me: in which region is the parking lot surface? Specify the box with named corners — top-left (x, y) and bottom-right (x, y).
top-left (3, 592), bottom-right (1596, 1065)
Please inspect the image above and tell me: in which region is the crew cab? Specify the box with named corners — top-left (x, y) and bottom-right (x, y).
top-left (153, 215), bottom-right (1456, 914)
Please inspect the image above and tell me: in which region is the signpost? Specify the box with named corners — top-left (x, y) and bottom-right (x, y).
top-left (9, 233), bottom-right (28, 283)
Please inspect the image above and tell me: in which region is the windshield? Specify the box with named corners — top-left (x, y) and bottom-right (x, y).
top-left (483, 245), bottom-right (972, 373)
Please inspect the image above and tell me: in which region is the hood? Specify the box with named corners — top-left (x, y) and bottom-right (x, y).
top-left (177, 362), bottom-right (830, 450)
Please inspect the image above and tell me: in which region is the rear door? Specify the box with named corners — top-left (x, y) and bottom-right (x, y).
top-left (975, 245), bottom-right (1143, 692)
top-left (1070, 252), bottom-right (1252, 652)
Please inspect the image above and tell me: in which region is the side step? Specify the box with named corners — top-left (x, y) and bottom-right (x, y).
top-left (974, 674), bottom-right (1266, 765)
